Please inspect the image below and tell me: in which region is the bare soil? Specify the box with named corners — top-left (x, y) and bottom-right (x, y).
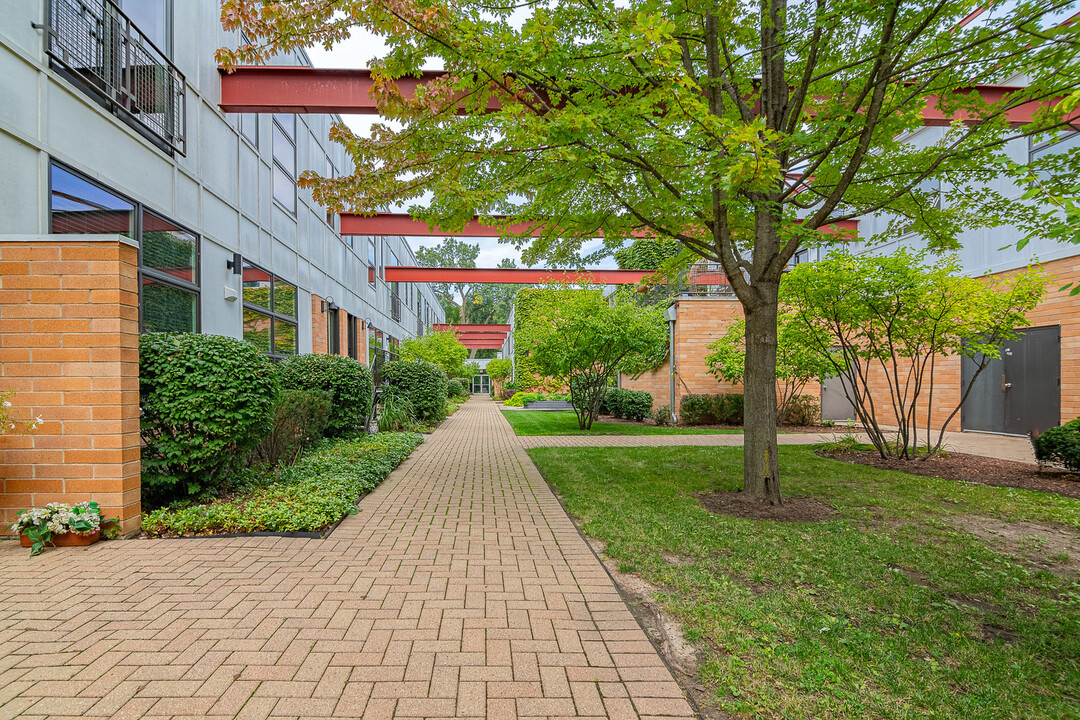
top-left (698, 491), bottom-right (837, 522)
top-left (821, 448), bottom-right (1080, 500)
top-left (950, 514), bottom-right (1080, 578)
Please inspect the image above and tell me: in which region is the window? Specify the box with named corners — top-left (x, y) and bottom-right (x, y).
top-left (347, 314), bottom-right (359, 360)
top-left (328, 310), bottom-right (341, 355)
top-left (367, 239), bottom-right (377, 286)
top-left (239, 114), bottom-right (258, 146)
top-left (1030, 131), bottom-right (1080, 182)
top-left (49, 161), bottom-right (199, 333)
top-left (241, 260), bottom-right (298, 357)
top-left (120, 0), bottom-right (172, 56)
top-left (272, 114), bottom-right (296, 213)
top-left (792, 249), bottom-right (809, 265)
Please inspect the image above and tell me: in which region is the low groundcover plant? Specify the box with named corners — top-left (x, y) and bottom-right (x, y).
top-left (11, 501), bottom-right (114, 556)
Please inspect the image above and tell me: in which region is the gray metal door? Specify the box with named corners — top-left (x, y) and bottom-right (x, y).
top-left (962, 325), bottom-right (1060, 436)
top-left (1003, 325), bottom-right (1060, 436)
top-left (821, 372), bottom-right (857, 423)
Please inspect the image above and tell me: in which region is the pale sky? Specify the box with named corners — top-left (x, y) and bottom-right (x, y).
top-left (305, 32), bottom-right (616, 269)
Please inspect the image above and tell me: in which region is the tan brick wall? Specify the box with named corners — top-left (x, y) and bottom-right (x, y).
top-left (337, 308), bottom-right (349, 357)
top-left (311, 294), bottom-right (328, 354)
top-left (0, 237), bottom-right (140, 534)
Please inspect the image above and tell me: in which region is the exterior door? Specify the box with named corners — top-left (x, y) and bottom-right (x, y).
top-left (821, 372), bottom-right (857, 423)
top-left (962, 325), bottom-right (1060, 436)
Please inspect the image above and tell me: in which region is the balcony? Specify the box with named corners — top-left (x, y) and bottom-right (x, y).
top-left (43, 0), bottom-right (186, 155)
top-left (684, 262), bottom-right (736, 298)
top-left (390, 291), bottom-right (402, 322)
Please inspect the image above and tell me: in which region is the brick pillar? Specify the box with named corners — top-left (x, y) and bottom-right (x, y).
top-left (311, 294), bottom-right (328, 354)
top-left (337, 308), bottom-right (349, 357)
top-left (0, 237), bottom-right (141, 533)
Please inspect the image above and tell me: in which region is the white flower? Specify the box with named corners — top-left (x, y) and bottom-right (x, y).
top-left (2, 401), bottom-right (10, 407)
top-left (34, 417), bottom-right (43, 425)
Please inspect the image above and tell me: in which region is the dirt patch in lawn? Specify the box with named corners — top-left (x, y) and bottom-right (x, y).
top-left (699, 491), bottom-right (837, 522)
top-left (821, 449), bottom-right (1080, 499)
top-left (951, 514), bottom-right (1080, 578)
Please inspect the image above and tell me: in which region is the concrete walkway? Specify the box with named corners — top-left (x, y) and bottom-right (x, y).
top-left (0, 398), bottom-right (695, 720)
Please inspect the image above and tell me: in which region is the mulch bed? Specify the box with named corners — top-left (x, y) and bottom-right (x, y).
top-left (820, 448), bottom-right (1080, 500)
top-left (698, 491), bottom-right (837, 522)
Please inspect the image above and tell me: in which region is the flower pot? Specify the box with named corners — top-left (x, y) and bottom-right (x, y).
top-left (20, 529), bottom-right (100, 549)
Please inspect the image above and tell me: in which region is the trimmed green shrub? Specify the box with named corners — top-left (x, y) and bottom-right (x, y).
top-left (680, 394), bottom-right (745, 425)
top-left (452, 377), bottom-right (472, 395)
top-left (252, 389), bottom-right (332, 468)
top-left (652, 404), bottom-right (673, 426)
top-left (446, 379), bottom-right (465, 399)
top-left (276, 354), bottom-right (373, 437)
top-left (620, 390), bottom-right (654, 421)
top-left (1032, 418), bottom-right (1080, 472)
top-left (781, 394), bottom-right (820, 426)
top-left (505, 391), bottom-right (540, 407)
top-left (140, 332), bottom-right (277, 507)
top-left (383, 359), bottom-right (448, 423)
top-left (142, 433), bottom-right (423, 536)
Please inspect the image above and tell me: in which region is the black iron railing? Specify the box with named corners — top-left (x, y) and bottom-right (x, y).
top-left (390, 291), bottom-right (402, 322)
top-left (43, 0), bottom-right (186, 155)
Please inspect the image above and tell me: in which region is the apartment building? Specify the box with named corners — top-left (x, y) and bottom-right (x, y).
top-left (0, 0), bottom-right (444, 530)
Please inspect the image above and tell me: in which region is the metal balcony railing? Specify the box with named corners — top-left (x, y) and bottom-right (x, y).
top-left (43, 0), bottom-right (186, 155)
top-left (684, 262), bottom-right (737, 297)
top-left (390, 291), bottom-right (402, 322)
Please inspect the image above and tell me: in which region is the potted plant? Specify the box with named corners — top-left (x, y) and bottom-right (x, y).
top-left (11, 502), bottom-right (115, 556)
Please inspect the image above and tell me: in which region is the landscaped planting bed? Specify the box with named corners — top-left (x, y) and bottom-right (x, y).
top-left (501, 409), bottom-right (740, 436)
top-left (142, 433), bottom-right (421, 537)
top-left (529, 444), bottom-right (1080, 720)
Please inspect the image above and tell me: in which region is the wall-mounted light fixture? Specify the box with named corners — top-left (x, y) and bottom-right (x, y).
top-left (324, 295), bottom-right (339, 313)
top-left (226, 252), bottom-right (242, 275)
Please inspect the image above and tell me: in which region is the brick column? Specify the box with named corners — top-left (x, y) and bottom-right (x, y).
top-left (311, 294), bottom-right (328, 353)
top-left (0, 236), bottom-right (141, 533)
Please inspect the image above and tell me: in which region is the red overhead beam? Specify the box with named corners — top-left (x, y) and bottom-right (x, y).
top-left (386, 266), bottom-right (654, 285)
top-left (442, 332), bottom-right (507, 341)
top-left (219, 67), bottom-right (1076, 127)
top-left (460, 339), bottom-right (507, 349)
top-left (340, 212), bottom-right (858, 238)
top-left (433, 323), bottom-right (512, 333)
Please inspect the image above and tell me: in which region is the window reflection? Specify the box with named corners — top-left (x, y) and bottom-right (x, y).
top-left (50, 165), bottom-right (134, 237)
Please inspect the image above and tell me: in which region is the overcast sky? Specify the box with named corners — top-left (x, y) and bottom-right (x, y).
top-left (306, 33), bottom-right (616, 269)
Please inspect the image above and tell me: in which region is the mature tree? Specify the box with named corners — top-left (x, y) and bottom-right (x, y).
top-left (221, 1), bottom-right (1080, 503)
top-left (784, 250), bottom-right (1046, 459)
top-left (519, 288), bottom-right (667, 429)
top-left (705, 310), bottom-right (835, 424)
top-left (399, 329), bottom-right (472, 378)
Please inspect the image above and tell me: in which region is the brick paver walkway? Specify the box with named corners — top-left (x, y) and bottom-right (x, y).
top-left (0, 398), bottom-right (695, 720)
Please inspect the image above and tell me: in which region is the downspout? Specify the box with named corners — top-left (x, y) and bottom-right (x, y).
top-left (667, 303), bottom-right (678, 424)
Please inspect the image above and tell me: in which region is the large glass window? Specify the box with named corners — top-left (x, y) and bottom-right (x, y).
top-left (49, 161), bottom-right (198, 333)
top-left (241, 260), bottom-right (298, 357)
top-left (367, 239), bottom-right (377, 286)
top-left (272, 114), bottom-right (296, 213)
top-left (120, 0), bottom-right (172, 55)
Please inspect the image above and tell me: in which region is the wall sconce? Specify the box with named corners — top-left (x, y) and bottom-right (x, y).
top-left (226, 252), bottom-right (242, 275)
top-left (323, 295), bottom-right (339, 313)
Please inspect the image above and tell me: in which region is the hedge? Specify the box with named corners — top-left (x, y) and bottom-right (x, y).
top-left (142, 433), bottom-right (423, 536)
top-left (599, 388), bottom-right (654, 421)
top-left (680, 394), bottom-right (745, 425)
top-left (140, 333), bottom-right (277, 507)
top-left (1033, 418), bottom-right (1080, 472)
top-left (383, 359), bottom-right (448, 422)
top-left (276, 354), bottom-right (373, 437)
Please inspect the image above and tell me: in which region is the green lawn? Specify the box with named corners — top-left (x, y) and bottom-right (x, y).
top-left (528, 445), bottom-right (1080, 720)
top-left (501, 409), bottom-right (741, 435)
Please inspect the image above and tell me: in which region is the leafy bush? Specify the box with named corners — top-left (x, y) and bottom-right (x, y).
top-left (652, 405), bottom-right (673, 426)
top-left (276, 354), bottom-right (373, 437)
top-left (140, 333), bottom-right (277, 507)
top-left (680, 394), bottom-right (745, 425)
top-left (252, 389), bottom-right (332, 468)
top-left (1032, 419), bottom-right (1080, 472)
top-left (599, 387), bottom-right (653, 421)
top-left (142, 433), bottom-right (423, 536)
top-left (781, 394), bottom-right (820, 426)
top-left (486, 358), bottom-right (513, 381)
top-left (377, 388), bottom-right (418, 432)
top-left (452, 377), bottom-right (473, 395)
top-left (505, 391), bottom-right (540, 407)
top-left (383, 360), bottom-right (448, 423)
top-left (446, 379), bottom-right (465, 399)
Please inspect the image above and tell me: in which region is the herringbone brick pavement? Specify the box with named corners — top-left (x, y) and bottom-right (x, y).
top-left (0, 398), bottom-right (695, 719)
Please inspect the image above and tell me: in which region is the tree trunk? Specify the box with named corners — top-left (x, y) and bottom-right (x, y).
top-left (742, 286), bottom-right (782, 505)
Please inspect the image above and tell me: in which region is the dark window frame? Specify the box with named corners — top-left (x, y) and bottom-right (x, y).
top-left (328, 309), bottom-right (341, 355)
top-left (48, 159), bottom-right (201, 333)
top-left (239, 258), bottom-right (298, 359)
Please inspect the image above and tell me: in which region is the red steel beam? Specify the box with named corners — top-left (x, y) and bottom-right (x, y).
top-left (460, 339), bottom-right (507, 349)
top-left (219, 67), bottom-right (1076, 127)
top-left (440, 332), bottom-right (507, 341)
top-left (433, 323), bottom-right (512, 332)
top-left (340, 212), bottom-right (858, 238)
top-left (386, 266), bottom-right (654, 284)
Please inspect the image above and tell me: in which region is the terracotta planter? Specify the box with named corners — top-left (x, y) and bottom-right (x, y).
top-left (20, 529), bottom-right (100, 548)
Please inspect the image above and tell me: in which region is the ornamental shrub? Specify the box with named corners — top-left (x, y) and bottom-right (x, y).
top-left (504, 391), bottom-right (539, 407)
top-left (652, 405), bottom-right (673, 426)
top-left (383, 360), bottom-right (448, 423)
top-left (680, 394), bottom-right (745, 425)
top-left (140, 332), bottom-right (277, 507)
top-left (276, 354), bottom-right (373, 437)
top-left (446, 379), bottom-right (465, 399)
top-left (251, 389), bottom-right (333, 468)
top-left (1032, 418), bottom-right (1080, 472)
top-left (620, 390), bottom-right (654, 421)
top-left (453, 377), bottom-right (473, 394)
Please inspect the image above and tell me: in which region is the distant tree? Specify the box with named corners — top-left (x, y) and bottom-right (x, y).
top-left (485, 358), bottom-right (513, 382)
top-left (784, 251), bottom-right (1046, 459)
top-left (614, 238), bottom-right (679, 271)
top-left (399, 330), bottom-right (472, 379)
top-left (705, 311), bottom-right (835, 425)
top-left (520, 288), bottom-right (667, 429)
